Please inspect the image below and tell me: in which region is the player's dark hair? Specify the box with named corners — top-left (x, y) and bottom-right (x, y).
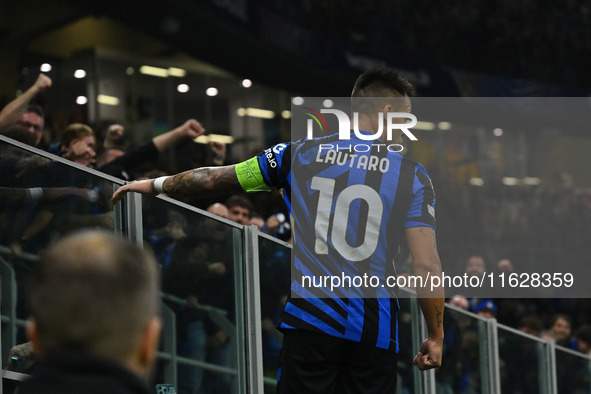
top-left (351, 68), bottom-right (416, 98)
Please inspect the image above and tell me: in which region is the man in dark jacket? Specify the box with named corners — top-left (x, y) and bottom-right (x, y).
top-left (17, 230), bottom-right (162, 394)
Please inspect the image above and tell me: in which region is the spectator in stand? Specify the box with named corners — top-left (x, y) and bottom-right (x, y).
top-left (207, 202), bottom-right (229, 219)
top-left (448, 295), bottom-right (469, 310)
top-left (496, 258), bottom-right (513, 273)
top-left (59, 123), bottom-right (97, 167)
top-left (461, 255), bottom-right (488, 310)
top-left (0, 74), bottom-right (52, 148)
top-left (57, 119), bottom-right (206, 177)
top-left (249, 212), bottom-right (266, 231)
top-left (574, 325), bottom-right (591, 355)
top-left (518, 316), bottom-right (544, 337)
top-left (542, 314), bottom-right (574, 347)
top-left (263, 212), bottom-right (292, 243)
top-left (225, 195), bottom-right (252, 225)
top-left (472, 299), bottom-right (497, 319)
top-left (15, 230), bottom-right (161, 394)
top-left (465, 255), bottom-right (486, 277)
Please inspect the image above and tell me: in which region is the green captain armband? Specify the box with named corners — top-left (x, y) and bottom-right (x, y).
top-left (235, 157), bottom-right (271, 192)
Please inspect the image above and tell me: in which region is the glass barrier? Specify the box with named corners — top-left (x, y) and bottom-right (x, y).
top-left (256, 233), bottom-right (291, 392)
top-left (498, 325), bottom-right (544, 394)
top-left (555, 346), bottom-right (591, 394)
top-left (397, 296), bottom-right (419, 394)
top-left (0, 137), bottom-right (123, 363)
top-left (144, 194), bottom-right (244, 394)
top-left (4, 135), bottom-right (591, 394)
top-left (434, 306), bottom-right (485, 393)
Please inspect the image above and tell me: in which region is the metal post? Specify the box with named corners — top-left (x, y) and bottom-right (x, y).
top-left (410, 296), bottom-right (423, 394)
top-left (487, 318), bottom-right (501, 393)
top-left (125, 191), bottom-right (143, 247)
top-left (478, 319), bottom-right (491, 394)
top-left (112, 183), bottom-right (123, 236)
top-left (0, 258), bottom-right (17, 366)
top-left (242, 225), bottom-right (264, 393)
top-left (233, 228), bottom-right (247, 393)
top-left (420, 317), bottom-right (437, 394)
top-left (546, 340), bottom-right (558, 394)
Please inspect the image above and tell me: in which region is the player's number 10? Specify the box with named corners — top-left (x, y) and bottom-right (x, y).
top-left (311, 176), bottom-right (383, 262)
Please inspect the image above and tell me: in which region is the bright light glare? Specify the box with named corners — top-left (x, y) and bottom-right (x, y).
top-left (40, 63), bottom-right (52, 72)
top-left (76, 96), bottom-right (88, 105)
top-left (168, 67), bottom-right (186, 77)
top-left (281, 110), bottom-right (291, 119)
top-left (438, 122), bottom-right (452, 130)
top-left (139, 65), bottom-right (168, 78)
top-left (523, 177), bottom-right (541, 186)
top-left (493, 128), bottom-right (503, 137)
top-left (177, 84), bottom-right (189, 93)
top-left (469, 177), bottom-right (484, 186)
top-left (323, 99), bottom-right (334, 108)
top-left (242, 79), bottom-right (252, 88)
top-left (194, 134), bottom-right (235, 144)
top-left (502, 177), bottom-right (519, 186)
top-left (414, 121), bottom-right (435, 130)
top-left (236, 107), bottom-right (275, 119)
top-left (74, 69), bottom-right (86, 79)
top-left (206, 87), bottom-right (218, 97)
top-left (97, 94), bottom-right (120, 106)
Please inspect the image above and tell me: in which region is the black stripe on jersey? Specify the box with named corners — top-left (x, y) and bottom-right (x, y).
top-left (281, 311), bottom-right (330, 335)
top-left (320, 297), bottom-right (348, 321)
top-left (406, 216), bottom-right (435, 227)
top-left (291, 254), bottom-right (349, 319)
top-left (280, 144), bottom-right (292, 184)
top-left (386, 156), bottom-right (416, 348)
top-left (359, 144), bottom-right (388, 346)
top-left (287, 297), bottom-right (347, 335)
top-left (416, 169), bottom-right (435, 220)
top-left (387, 157), bottom-right (417, 265)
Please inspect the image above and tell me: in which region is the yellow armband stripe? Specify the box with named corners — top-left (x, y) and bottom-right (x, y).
top-left (235, 157), bottom-right (271, 192)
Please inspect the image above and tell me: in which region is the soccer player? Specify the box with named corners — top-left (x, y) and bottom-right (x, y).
top-left (111, 68), bottom-right (444, 393)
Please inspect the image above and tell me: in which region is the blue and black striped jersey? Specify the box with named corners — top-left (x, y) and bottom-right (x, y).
top-left (253, 130), bottom-right (436, 352)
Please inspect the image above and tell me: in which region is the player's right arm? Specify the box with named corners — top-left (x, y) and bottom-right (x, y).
top-left (110, 165), bottom-right (241, 204)
top-left (406, 226), bottom-right (444, 370)
top-left (110, 155), bottom-right (272, 204)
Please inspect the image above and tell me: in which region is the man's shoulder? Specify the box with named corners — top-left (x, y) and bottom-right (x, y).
top-left (18, 353), bottom-right (151, 394)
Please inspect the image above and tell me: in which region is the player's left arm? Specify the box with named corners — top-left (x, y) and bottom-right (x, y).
top-left (407, 225), bottom-right (444, 370)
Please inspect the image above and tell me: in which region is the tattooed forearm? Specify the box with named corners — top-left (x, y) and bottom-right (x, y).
top-left (163, 166), bottom-right (242, 197)
top-left (436, 305), bottom-right (443, 328)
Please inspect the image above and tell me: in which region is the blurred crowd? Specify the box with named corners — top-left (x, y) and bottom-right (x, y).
top-left (259, 0), bottom-right (591, 86)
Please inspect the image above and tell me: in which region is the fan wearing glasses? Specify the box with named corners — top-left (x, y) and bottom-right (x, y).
top-left (0, 73), bottom-right (52, 148)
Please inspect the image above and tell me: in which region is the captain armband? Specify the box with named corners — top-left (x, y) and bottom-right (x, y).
top-left (235, 157), bottom-right (271, 192)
